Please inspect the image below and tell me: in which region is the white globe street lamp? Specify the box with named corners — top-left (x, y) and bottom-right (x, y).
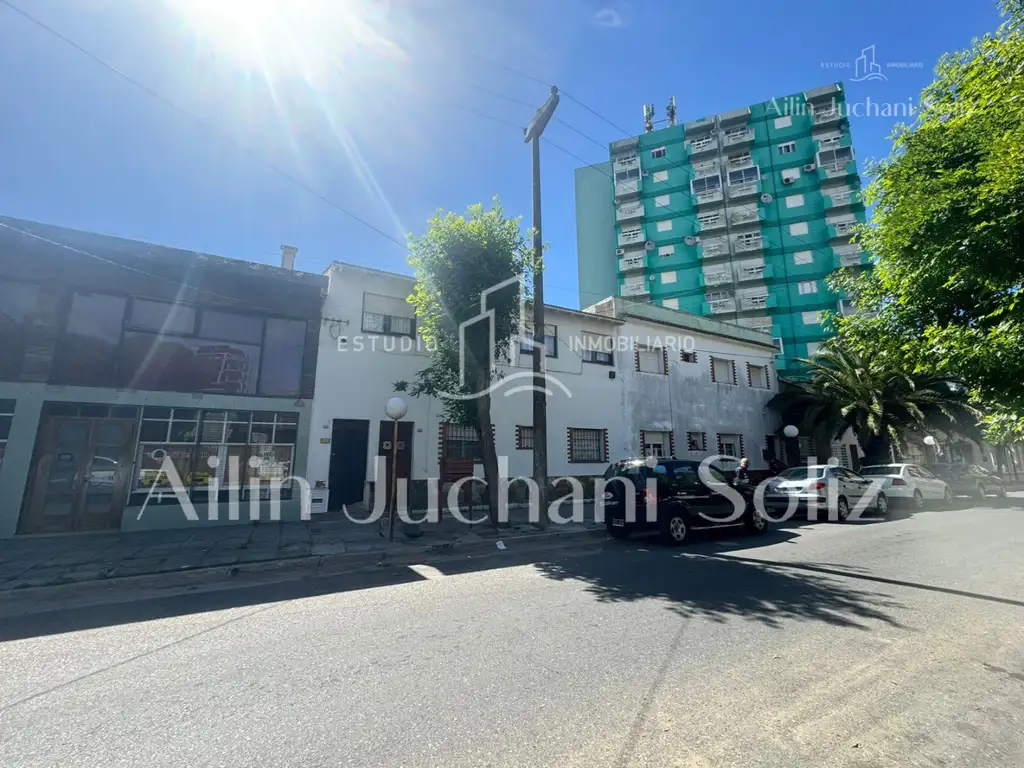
top-left (923, 435), bottom-right (937, 446)
top-left (783, 425), bottom-right (800, 439)
top-left (384, 397), bottom-right (408, 541)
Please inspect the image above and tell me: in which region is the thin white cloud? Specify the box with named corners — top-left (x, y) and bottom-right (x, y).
top-left (593, 8), bottom-right (624, 28)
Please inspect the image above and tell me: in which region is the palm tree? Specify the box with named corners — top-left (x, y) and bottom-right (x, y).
top-left (772, 345), bottom-right (980, 465)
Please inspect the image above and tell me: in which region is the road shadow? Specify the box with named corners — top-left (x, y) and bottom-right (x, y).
top-left (1, 525), bottom-right (904, 641)
top-left (533, 529), bottom-right (906, 630)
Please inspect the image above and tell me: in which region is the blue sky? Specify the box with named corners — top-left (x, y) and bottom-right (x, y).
top-left (0, 0), bottom-right (1006, 309)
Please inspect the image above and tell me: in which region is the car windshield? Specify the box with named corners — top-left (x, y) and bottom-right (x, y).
top-left (860, 465), bottom-right (902, 475)
top-left (776, 467), bottom-right (825, 480)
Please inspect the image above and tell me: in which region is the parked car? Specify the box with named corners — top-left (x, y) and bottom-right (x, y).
top-left (600, 458), bottom-right (766, 545)
top-left (923, 463), bottom-right (1008, 499)
top-left (858, 463), bottom-right (953, 508)
top-left (763, 465), bottom-right (889, 520)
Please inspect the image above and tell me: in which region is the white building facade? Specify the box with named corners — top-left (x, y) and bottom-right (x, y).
top-left (307, 263), bottom-right (790, 510)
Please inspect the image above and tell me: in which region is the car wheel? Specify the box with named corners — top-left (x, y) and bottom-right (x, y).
top-left (976, 483), bottom-right (987, 501)
top-left (659, 508), bottom-right (689, 546)
top-left (744, 504), bottom-right (768, 535)
top-left (943, 487), bottom-right (954, 507)
top-left (836, 496), bottom-right (851, 522)
top-left (875, 492), bottom-right (889, 516)
top-left (912, 490), bottom-right (925, 510)
top-left (997, 484), bottom-right (1008, 498)
top-left (605, 518), bottom-right (631, 540)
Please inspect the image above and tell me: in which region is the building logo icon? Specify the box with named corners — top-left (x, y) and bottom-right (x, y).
top-left (852, 45), bottom-right (887, 82)
top-left (439, 273), bottom-right (571, 402)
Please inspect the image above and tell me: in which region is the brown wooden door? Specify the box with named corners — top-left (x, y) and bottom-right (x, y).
top-left (21, 417), bottom-right (137, 534)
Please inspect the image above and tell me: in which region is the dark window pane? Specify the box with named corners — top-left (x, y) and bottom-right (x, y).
top-left (172, 409), bottom-right (198, 420)
top-left (224, 421), bottom-right (250, 444)
top-left (53, 293), bottom-right (126, 386)
top-left (0, 415), bottom-right (12, 441)
top-left (252, 411), bottom-right (277, 423)
top-left (128, 300), bottom-right (195, 334)
top-left (274, 425), bottom-right (298, 445)
top-left (276, 412), bottom-right (299, 424)
top-left (0, 281), bottom-right (41, 381)
top-left (139, 421), bottom-right (169, 442)
top-left (259, 319), bottom-right (306, 397)
top-left (143, 406), bottom-right (172, 419)
top-left (110, 406), bottom-right (139, 419)
top-left (199, 311), bottom-right (264, 344)
top-left (249, 424), bottom-right (274, 445)
top-left (117, 333), bottom-right (260, 395)
top-left (168, 420), bottom-right (198, 443)
top-left (137, 445), bottom-right (194, 489)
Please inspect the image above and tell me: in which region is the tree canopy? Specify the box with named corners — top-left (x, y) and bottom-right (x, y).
top-left (832, 2), bottom-right (1024, 406)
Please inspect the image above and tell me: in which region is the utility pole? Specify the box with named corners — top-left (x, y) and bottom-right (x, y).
top-left (524, 85), bottom-right (560, 528)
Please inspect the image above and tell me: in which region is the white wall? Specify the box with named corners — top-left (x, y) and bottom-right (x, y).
top-left (309, 263), bottom-right (787, 504)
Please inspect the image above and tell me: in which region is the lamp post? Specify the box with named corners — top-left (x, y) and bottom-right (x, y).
top-left (924, 434), bottom-right (939, 462)
top-left (783, 425), bottom-right (800, 439)
top-left (782, 424), bottom-right (800, 467)
top-left (384, 396), bottom-right (408, 542)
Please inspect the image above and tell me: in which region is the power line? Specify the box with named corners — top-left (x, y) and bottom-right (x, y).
top-left (0, 0), bottom-right (410, 253)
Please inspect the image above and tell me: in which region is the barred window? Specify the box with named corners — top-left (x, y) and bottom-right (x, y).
top-left (568, 428), bottom-right (607, 463)
top-left (445, 424), bottom-right (482, 460)
top-left (516, 425), bottom-right (535, 450)
top-left (686, 431), bottom-right (706, 452)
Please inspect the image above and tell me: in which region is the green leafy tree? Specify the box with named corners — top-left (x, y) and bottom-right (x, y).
top-left (773, 345), bottom-right (980, 465)
top-left (833, 1), bottom-right (1024, 406)
top-left (396, 199), bottom-right (532, 526)
top-left (979, 405), bottom-right (1024, 478)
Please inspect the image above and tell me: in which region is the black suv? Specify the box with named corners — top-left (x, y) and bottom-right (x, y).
top-left (600, 457), bottom-right (767, 545)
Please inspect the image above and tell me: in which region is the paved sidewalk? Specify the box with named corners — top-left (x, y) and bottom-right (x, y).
top-left (0, 505), bottom-right (602, 594)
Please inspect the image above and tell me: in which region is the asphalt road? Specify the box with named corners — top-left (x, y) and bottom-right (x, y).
top-left (2, 498), bottom-right (1023, 767)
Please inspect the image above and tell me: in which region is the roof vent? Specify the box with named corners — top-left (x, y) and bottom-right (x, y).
top-left (280, 244), bottom-right (298, 271)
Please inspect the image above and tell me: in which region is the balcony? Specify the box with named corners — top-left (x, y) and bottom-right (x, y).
top-left (616, 200), bottom-right (645, 221)
top-left (824, 188), bottom-right (860, 208)
top-left (686, 135), bottom-right (719, 157)
top-left (805, 84), bottom-right (842, 101)
top-left (722, 127), bottom-right (755, 147)
top-left (705, 298), bottom-right (737, 314)
top-left (618, 252), bottom-right (646, 272)
top-left (695, 188), bottom-right (724, 205)
top-left (738, 317), bottom-right (774, 334)
top-left (739, 293), bottom-right (770, 311)
top-left (828, 220), bottom-right (857, 238)
top-left (610, 136), bottom-right (639, 153)
top-left (811, 107), bottom-right (844, 126)
top-left (719, 106), bottom-right (751, 125)
top-left (699, 237), bottom-right (729, 258)
top-left (728, 181), bottom-right (760, 200)
top-left (737, 264), bottom-right (770, 282)
top-left (732, 234), bottom-right (764, 254)
top-left (703, 269), bottom-right (733, 286)
top-left (697, 212), bottom-right (727, 232)
top-left (618, 228), bottom-right (646, 247)
top-left (614, 179), bottom-right (640, 198)
top-left (620, 281), bottom-right (650, 297)
top-left (685, 115), bottom-right (718, 132)
top-left (834, 244), bottom-right (864, 267)
top-left (819, 161), bottom-right (856, 180)
top-left (730, 207), bottom-right (761, 226)
top-left (613, 153), bottom-right (639, 174)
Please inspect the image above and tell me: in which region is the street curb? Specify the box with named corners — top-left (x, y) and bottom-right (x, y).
top-left (0, 525), bottom-right (608, 616)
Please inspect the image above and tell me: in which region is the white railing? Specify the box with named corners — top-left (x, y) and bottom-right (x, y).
top-left (614, 180), bottom-right (640, 196)
top-left (821, 162), bottom-right (850, 178)
top-left (828, 190), bottom-right (856, 206)
top-left (620, 281), bottom-right (650, 297)
top-left (839, 252), bottom-right (863, 266)
top-left (811, 108), bottom-right (843, 125)
top-left (731, 208), bottom-right (759, 224)
top-left (833, 244), bottom-right (862, 258)
top-left (698, 214), bottom-right (724, 230)
top-left (741, 294), bottom-right (769, 310)
top-left (832, 221), bottom-right (856, 236)
top-left (696, 189), bottom-right (724, 204)
top-left (613, 154), bottom-right (639, 173)
top-left (616, 201), bottom-right (645, 220)
top-left (723, 128), bottom-right (754, 145)
top-left (728, 182), bottom-right (758, 198)
top-left (701, 239), bottom-right (728, 256)
top-left (618, 229), bottom-right (645, 246)
top-left (740, 265), bottom-right (765, 280)
top-left (688, 136), bottom-right (718, 152)
top-left (704, 270), bottom-right (732, 285)
top-left (728, 154), bottom-right (752, 169)
top-left (733, 235), bottom-right (763, 253)
top-left (619, 253), bottom-right (645, 271)
top-left (708, 298), bottom-right (736, 313)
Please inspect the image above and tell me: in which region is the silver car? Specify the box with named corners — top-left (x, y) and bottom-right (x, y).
top-left (763, 465), bottom-right (889, 521)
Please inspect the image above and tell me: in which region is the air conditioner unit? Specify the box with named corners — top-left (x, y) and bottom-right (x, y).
top-left (782, 177), bottom-right (794, 185)
top-left (642, 170), bottom-right (650, 177)
top-left (760, 193), bottom-right (773, 204)
top-left (613, 198), bottom-right (620, 205)
top-left (644, 241), bottom-right (656, 250)
top-left (615, 248), bottom-right (625, 255)
top-left (684, 235), bottom-right (697, 245)
top-left (804, 163), bottom-right (817, 172)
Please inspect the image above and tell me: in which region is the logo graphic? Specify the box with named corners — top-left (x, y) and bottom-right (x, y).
top-left (852, 45), bottom-right (887, 82)
top-left (439, 273), bottom-right (572, 401)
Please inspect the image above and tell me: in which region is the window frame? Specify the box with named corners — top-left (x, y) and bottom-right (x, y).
top-left (636, 344), bottom-right (667, 375)
top-left (778, 141), bottom-right (796, 155)
top-left (567, 427), bottom-right (608, 464)
top-left (798, 280), bottom-right (819, 295)
top-left (651, 146), bottom-right (667, 159)
top-left (710, 356), bottom-right (736, 385)
top-left (521, 323), bottom-right (558, 358)
top-left (580, 332), bottom-right (614, 366)
top-left (686, 431), bottom-right (707, 452)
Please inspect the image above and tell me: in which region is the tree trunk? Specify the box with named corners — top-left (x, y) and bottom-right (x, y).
top-left (473, 372), bottom-right (501, 528)
top-left (861, 435), bottom-right (892, 466)
top-left (813, 425), bottom-right (832, 464)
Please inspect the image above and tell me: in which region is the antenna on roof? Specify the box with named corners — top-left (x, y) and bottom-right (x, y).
top-left (643, 103), bottom-right (655, 133)
top-left (666, 96), bottom-right (677, 126)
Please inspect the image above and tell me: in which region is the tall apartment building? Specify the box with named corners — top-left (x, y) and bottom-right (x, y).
top-left (574, 82), bottom-right (869, 374)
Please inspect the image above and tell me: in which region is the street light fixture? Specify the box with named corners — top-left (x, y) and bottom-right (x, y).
top-left (384, 397), bottom-right (408, 542)
top-left (783, 425), bottom-right (800, 438)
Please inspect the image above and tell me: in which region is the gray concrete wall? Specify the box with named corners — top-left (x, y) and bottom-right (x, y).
top-left (0, 382), bottom-right (314, 538)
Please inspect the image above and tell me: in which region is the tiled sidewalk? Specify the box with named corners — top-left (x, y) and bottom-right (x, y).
top-left (0, 505), bottom-right (602, 592)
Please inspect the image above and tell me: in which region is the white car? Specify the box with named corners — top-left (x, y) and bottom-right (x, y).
top-left (858, 463), bottom-right (953, 508)
top-left (764, 465), bottom-right (889, 520)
